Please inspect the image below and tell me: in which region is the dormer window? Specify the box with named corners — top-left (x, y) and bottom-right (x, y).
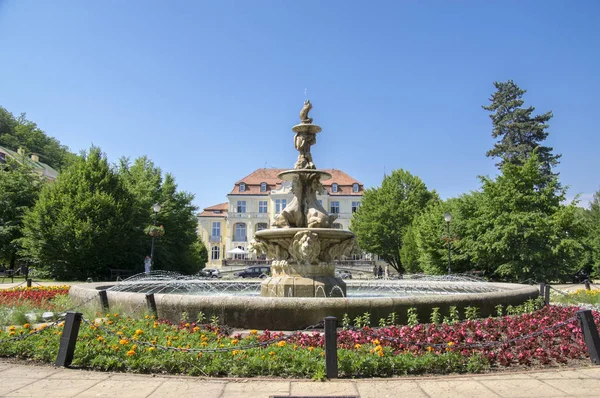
top-left (239, 183), bottom-right (246, 192)
top-left (352, 183), bottom-right (359, 193)
top-left (332, 183), bottom-right (338, 193)
top-left (260, 182), bottom-right (267, 192)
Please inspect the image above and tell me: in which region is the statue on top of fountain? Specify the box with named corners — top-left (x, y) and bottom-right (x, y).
top-left (294, 100), bottom-right (317, 170)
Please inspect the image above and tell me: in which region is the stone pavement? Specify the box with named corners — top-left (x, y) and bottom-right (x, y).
top-left (1, 360), bottom-right (599, 398)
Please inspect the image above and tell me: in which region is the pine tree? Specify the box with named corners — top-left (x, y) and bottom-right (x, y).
top-left (483, 80), bottom-right (560, 183)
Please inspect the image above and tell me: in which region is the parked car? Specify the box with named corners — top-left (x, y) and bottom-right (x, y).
top-left (200, 268), bottom-right (221, 278)
top-left (234, 266), bottom-right (271, 279)
top-left (335, 270), bottom-right (353, 279)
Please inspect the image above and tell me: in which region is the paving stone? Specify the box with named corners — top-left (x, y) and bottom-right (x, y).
top-left (355, 380), bottom-right (428, 398)
top-left (0, 378), bottom-right (38, 396)
top-left (291, 380), bottom-right (358, 396)
top-left (473, 372), bottom-right (533, 380)
top-left (571, 367), bottom-right (600, 379)
top-left (0, 365), bottom-right (61, 379)
top-left (418, 380), bottom-right (500, 398)
top-left (478, 379), bottom-right (569, 397)
top-left (148, 380), bottom-right (225, 397)
top-left (4, 378), bottom-right (100, 397)
top-left (527, 370), bottom-right (589, 379)
top-left (71, 380), bottom-right (163, 398)
top-left (540, 377), bottom-right (600, 396)
top-left (222, 380), bottom-right (290, 397)
top-left (48, 369), bottom-right (110, 380)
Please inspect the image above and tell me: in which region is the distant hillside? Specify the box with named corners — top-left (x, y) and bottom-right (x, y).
top-left (0, 106), bottom-right (75, 170)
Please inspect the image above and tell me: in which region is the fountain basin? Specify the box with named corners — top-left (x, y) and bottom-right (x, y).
top-left (70, 280), bottom-right (539, 330)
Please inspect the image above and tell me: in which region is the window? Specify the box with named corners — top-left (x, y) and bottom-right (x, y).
top-left (333, 223), bottom-right (343, 229)
top-left (352, 201), bottom-right (361, 213)
top-left (353, 183), bottom-right (359, 193)
top-left (211, 222), bottom-right (220, 237)
top-left (257, 222), bottom-right (268, 231)
top-left (258, 201), bottom-right (268, 213)
top-left (317, 200), bottom-right (322, 207)
top-left (260, 182), bottom-right (267, 192)
top-left (275, 199), bottom-right (287, 213)
top-left (330, 201), bottom-right (340, 214)
top-left (237, 200), bottom-right (246, 213)
top-left (234, 223), bottom-right (247, 241)
top-left (332, 183), bottom-right (338, 193)
top-left (239, 183), bottom-right (246, 192)
top-left (211, 246), bottom-right (220, 260)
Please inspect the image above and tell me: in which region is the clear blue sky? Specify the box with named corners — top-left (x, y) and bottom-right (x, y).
top-left (1, 0), bottom-right (598, 211)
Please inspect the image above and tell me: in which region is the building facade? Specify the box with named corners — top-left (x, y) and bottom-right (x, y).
top-left (198, 168), bottom-right (365, 268)
top-left (0, 145), bottom-right (58, 181)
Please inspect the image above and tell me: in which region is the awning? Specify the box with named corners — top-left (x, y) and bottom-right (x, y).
top-left (227, 247), bottom-right (246, 254)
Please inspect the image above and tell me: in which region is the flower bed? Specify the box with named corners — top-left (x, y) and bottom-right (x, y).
top-left (0, 286), bottom-right (70, 307)
top-left (0, 305), bottom-right (596, 378)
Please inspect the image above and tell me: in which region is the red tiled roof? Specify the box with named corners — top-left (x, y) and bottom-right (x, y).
top-left (228, 168), bottom-right (363, 196)
top-left (198, 202), bottom-right (228, 218)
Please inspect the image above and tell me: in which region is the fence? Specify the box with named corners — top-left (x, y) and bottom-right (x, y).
top-left (2, 285), bottom-right (600, 377)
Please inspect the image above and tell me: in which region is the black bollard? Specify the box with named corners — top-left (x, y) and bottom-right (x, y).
top-left (145, 293), bottom-right (157, 317)
top-left (98, 290), bottom-right (109, 312)
top-left (585, 279), bottom-right (591, 291)
top-left (544, 284), bottom-right (551, 306)
top-left (26, 278), bottom-right (32, 288)
top-left (576, 310), bottom-right (600, 365)
top-left (539, 282), bottom-right (545, 297)
top-left (324, 316), bottom-right (338, 379)
top-left (55, 312), bottom-right (83, 367)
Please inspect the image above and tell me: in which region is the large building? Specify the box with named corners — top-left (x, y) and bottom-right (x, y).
top-left (198, 168), bottom-right (365, 268)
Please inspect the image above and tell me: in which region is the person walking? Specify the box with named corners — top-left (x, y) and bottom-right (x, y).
top-left (377, 265), bottom-right (383, 279)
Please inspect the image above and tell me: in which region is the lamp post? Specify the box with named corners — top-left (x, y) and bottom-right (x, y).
top-left (444, 212), bottom-right (452, 275)
top-left (150, 202), bottom-right (161, 271)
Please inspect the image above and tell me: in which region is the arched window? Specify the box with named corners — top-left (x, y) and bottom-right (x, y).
top-left (239, 182), bottom-right (246, 192)
top-left (332, 183), bottom-right (338, 193)
top-left (260, 182), bottom-right (267, 192)
top-left (211, 246), bottom-right (220, 260)
top-left (352, 183), bottom-right (359, 193)
top-left (234, 223), bottom-right (247, 241)
top-left (257, 222), bottom-right (268, 231)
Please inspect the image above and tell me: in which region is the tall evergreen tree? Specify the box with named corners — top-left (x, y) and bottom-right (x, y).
top-left (483, 80), bottom-right (560, 182)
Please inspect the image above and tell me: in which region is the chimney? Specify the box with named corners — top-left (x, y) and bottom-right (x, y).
top-left (17, 147), bottom-right (25, 155)
top-left (31, 154), bottom-right (39, 162)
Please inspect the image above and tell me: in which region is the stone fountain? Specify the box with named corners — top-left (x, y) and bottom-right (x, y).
top-left (250, 101), bottom-right (357, 297)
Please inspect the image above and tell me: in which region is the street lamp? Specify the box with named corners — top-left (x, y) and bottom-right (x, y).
top-left (150, 202), bottom-right (162, 271)
top-left (444, 212), bottom-right (452, 275)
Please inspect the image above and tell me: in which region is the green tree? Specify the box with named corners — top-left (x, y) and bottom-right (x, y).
top-left (350, 169), bottom-right (436, 273)
top-left (0, 159), bottom-right (43, 270)
top-left (0, 106), bottom-right (75, 170)
top-left (412, 196), bottom-right (478, 275)
top-left (467, 153), bottom-right (584, 282)
top-left (399, 225), bottom-right (421, 273)
top-left (117, 157), bottom-right (205, 274)
top-left (587, 190), bottom-right (600, 276)
top-left (20, 147), bottom-right (137, 280)
top-left (483, 80), bottom-right (560, 183)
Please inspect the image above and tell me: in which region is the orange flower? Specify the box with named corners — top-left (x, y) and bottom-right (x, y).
top-left (126, 350), bottom-right (135, 356)
top-left (119, 339), bottom-right (129, 345)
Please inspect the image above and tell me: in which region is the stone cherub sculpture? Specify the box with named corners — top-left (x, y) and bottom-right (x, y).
top-left (294, 131), bottom-right (316, 169)
top-left (299, 100), bottom-right (313, 124)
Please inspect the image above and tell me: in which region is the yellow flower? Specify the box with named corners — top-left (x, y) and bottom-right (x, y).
top-left (269, 351), bottom-right (275, 356)
top-left (196, 353), bottom-right (202, 358)
top-left (185, 323), bottom-right (190, 327)
top-left (250, 329), bottom-right (258, 335)
top-left (201, 341), bottom-right (208, 347)
top-left (149, 347), bottom-right (156, 352)
top-left (23, 323), bottom-right (30, 329)
top-left (377, 350), bottom-right (384, 357)
top-left (116, 331), bottom-right (123, 335)
top-left (372, 339), bottom-right (380, 345)
top-left (113, 313), bottom-right (119, 317)
top-left (192, 326), bottom-right (200, 332)
top-left (308, 347), bottom-right (314, 351)
top-left (354, 344), bottom-right (362, 349)
top-left (231, 339), bottom-right (239, 345)
top-left (126, 350), bottom-right (136, 356)
top-left (9, 331), bottom-right (15, 336)
top-left (134, 329), bottom-right (144, 336)
top-left (427, 346), bottom-right (434, 352)
top-left (8, 326), bottom-right (16, 331)
top-left (232, 350), bottom-right (239, 356)
top-left (374, 345), bottom-right (382, 352)
top-left (447, 341), bottom-right (455, 347)
top-left (277, 340), bottom-right (286, 347)
top-left (97, 336), bottom-right (104, 342)
top-left (107, 320), bottom-right (113, 325)
top-left (167, 341), bottom-right (172, 347)
top-left (119, 339), bottom-right (129, 345)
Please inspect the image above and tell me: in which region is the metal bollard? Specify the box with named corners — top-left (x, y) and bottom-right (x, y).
top-left (26, 278), bottom-right (32, 288)
top-left (55, 312), bottom-right (83, 367)
top-left (324, 316), bottom-right (338, 379)
top-left (98, 290), bottom-right (109, 312)
top-left (539, 282), bottom-right (545, 297)
top-left (544, 284), bottom-right (551, 306)
top-left (585, 279), bottom-right (591, 291)
top-left (576, 309), bottom-right (600, 365)
top-left (146, 293), bottom-right (157, 317)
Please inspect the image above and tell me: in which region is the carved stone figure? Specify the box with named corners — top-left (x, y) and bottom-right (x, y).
top-left (299, 100), bottom-right (313, 124)
top-left (294, 132), bottom-right (316, 169)
top-left (291, 231), bottom-right (321, 265)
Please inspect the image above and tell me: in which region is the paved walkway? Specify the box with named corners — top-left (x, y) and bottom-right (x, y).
top-left (0, 360), bottom-right (599, 397)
